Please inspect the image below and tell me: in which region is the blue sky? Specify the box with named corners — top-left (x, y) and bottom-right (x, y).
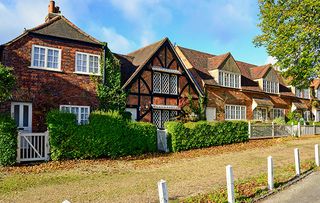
top-left (0, 0), bottom-right (276, 65)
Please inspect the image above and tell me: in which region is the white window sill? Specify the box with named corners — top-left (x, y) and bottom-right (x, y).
top-left (29, 66), bottom-right (63, 72)
top-left (73, 71), bottom-right (101, 76)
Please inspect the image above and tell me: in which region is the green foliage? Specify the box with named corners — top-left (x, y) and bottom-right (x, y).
top-left (253, 0), bottom-right (320, 87)
top-left (165, 121), bottom-right (248, 152)
top-left (0, 63), bottom-right (16, 102)
top-left (96, 44), bottom-right (127, 112)
top-left (273, 117), bottom-right (286, 125)
top-left (46, 110), bottom-right (157, 160)
top-left (286, 111), bottom-right (303, 124)
top-left (0, 114), bottom-right (17, 166)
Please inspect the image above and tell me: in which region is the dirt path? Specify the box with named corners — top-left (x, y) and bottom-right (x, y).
top-left (1, 136), bottom-right (319, 203)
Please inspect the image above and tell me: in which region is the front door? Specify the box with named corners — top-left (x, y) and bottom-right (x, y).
top-left (11, 102), bottom-right (32, 132)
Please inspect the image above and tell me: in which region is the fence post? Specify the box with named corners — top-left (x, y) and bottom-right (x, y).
top-left (297, 122), bottom-right (301, 137)
top-left (291, 122), bottom-right (294, 136)
top-left (16, 132), bottom-right (21, 163)
top-left (45, 131), bottom-right (50, 161)
top-left (226, 165), bottom-right (235, 203)
top-left (158, 179), bottom-right (168, 203)
top-left (272, 122), bottom-right (275, 138)
top-left (267, 156), bottom-right (274, 190)
top-left (315, 144), bottom-right (320, 167)
top-left (294, 148), bottom-right (300, 176)
top-left (248, 121), bottom-right (251, 138)
top-left (313, 122), bottom-right (316, 135)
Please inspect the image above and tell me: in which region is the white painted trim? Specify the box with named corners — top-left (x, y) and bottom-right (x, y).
top-left (59, 105), bottom-right (90, 124)
top-left (151, 104), bottom-right (181, 110)
top-left (225, 104), bottom-right (246, 120)
top-left (31, 44), bottom-right (62, 71)
top-left (29, 66), bottom-right (63, 72)
top-left (218, 70), bottom-right (241, 89)
top-left (11, 102), bottom-right (32, 132)
top-left (73, 71), bottom-right (101, 76)
top-left (75, 51), bottom-right (101, 75)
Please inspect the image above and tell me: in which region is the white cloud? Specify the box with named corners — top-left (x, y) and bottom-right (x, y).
top-left (265, 56), bottom-right (277, 65)
top-left (100, 27), bottom-right (135, 54)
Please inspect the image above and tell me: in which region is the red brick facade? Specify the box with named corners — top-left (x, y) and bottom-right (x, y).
top-left (0, 34), bottom-right (102, 132)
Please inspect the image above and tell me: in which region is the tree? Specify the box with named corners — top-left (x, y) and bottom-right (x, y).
top-left (253, 0), bottom-right (320, 87)
top-left (96, 44), bottom-right (127, 112)
top-left (0, 63), bottom-right (15, 102)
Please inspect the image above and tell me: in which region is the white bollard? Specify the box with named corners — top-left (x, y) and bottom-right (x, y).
top-left (294, 148), bottom-right (300, 176)
top-left (62, 201), bottom-right (71, 203)
top-left (158, 179), bottom-right (168, 203)
top-left (226, 165), bottom-right (235, 203)
top-left (267, 156), bottom-right (274, 190)
top-left (315, 144), bottom-right (320, 167)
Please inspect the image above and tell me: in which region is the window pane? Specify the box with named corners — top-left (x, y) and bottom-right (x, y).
top-left (23, 105), bottom-right (29, 127)
top-left (162, 73), bottom-right (170, 94)
top-left (153, 72), bottom-right (161, 93)
top-left (13, 105), bottom-right (20, 126)
top-left (169, 75), bottom-right (178, 95)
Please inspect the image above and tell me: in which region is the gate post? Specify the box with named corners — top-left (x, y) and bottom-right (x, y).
top-left (272, 122), bottom-right (275, 138)
top-left (16, 132), bottom-right (21, 163)
top-left (313, 123), bottom-right (316, 135)
top-left (297, 122), bottom-right (301, 137)
top-left (248, 121), bottom-right (251, 138)
top-left (45, 131), bottom-right (50, 161)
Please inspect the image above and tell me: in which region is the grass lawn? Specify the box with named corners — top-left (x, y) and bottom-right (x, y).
top-left (1, 136), bottom-right (320, 203)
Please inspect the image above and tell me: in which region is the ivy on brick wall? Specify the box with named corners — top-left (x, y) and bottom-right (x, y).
top-left (0, 63), bottom-right (15, 103)
top-left (95, 43), bottom-right (127, 112)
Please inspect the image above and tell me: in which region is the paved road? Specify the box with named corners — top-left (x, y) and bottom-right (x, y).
top-left (261, 171), bottom-right (320, 203)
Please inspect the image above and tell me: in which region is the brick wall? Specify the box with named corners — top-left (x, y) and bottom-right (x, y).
top-left (0, 34), bottom-right (102, 132)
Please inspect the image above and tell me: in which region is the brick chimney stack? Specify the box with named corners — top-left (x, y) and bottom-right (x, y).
top-left (46, 0), bottom-right (61, 22)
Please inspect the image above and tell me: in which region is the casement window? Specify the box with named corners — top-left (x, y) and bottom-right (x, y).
top-left (153, 72), bottom-right (178, 95)
top-left (31, 45), bottom-right (61, 70)
top-left (316, 88), bottom-right (320, 100)
top-left (75, 52), bottom-right (100, 75)
top-left (295, 88), bottom-right (310, 99)
top-left (219, 71), bottom-right (240, 88)
top-left (60, 105), bottom-right (90, 124)
top-left (271, 108), bottom-right (285, 119)
top-left (263, 80), bottom-right (279, 94)
top-left (253, 108), bottom-right (268, 121)
top-left (153, 110), bottom-right (177, 129)
top-left (303, 111), bottom-right (311, 121)
top-left (225, 105), bottom-right (246, 120)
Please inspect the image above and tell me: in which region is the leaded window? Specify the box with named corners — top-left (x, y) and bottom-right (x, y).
top-left (153, 72), bottom-right (161, 93)
top-left (153, 110), bottom-right (178, 129)
top-left (153, 72), bottom-right (178, 95)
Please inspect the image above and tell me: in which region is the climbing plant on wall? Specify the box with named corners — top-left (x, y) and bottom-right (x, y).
top-left (0, 63), bottom-right (15, 103)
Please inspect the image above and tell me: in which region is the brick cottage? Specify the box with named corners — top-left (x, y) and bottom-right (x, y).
top-left (1, 1), bottom-right (320, 133)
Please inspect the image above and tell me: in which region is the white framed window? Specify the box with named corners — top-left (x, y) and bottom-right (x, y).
top-left (153, 72), bottom-right (178, 95)
top-left (218, 71), bottom-right (241, 88)
top-left (253, 108), bottom-right (268, 121)
top-left (225, 105), bottom-right (246, 120)
top-left (303, 111), bottom-right (311, 121)
top-left (295, 88), bottom-right (310, 99)
top-left (75, 52), bottom-right (100, 75)
top-left (60, 105), bottom-right (90, 124)
top-left (31, 45), bottom-right (61, 71)
top-left (271, 108), bottom-right (285, 119)
top-left (263, 80), bottom-right (279, 94)
top-left (316, 88), bottom-right (320, 100)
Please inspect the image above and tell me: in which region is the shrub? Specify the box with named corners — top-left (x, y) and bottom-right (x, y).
top-left (0, 114), bottom-right (18, 166)
top-left (47, 110), bottom-right (157, 160)
top-left (165, 121), bottom-right (248, 152)
top-left (273, 117), bottom-right (286, 125)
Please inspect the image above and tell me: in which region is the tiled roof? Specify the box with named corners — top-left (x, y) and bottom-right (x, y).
top-left (311, 79), bottom-right (320, 89)
top-left (250, 64), bottom-right (271, 80)
top-left (3, 15), bottom-right (101, 46)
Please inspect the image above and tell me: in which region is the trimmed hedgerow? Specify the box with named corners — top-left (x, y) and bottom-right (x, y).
top-left (165, 121), bottom-right (248, 152)
top-left (0, 114), bottom-right (18, 166)
top-left (46, 110), bottom-right (157, 160)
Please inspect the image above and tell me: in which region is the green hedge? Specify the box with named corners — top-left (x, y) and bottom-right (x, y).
top-left (0, 114), bottom-right (18, 166)
top-left (165, 121), bottom-right (248, 152)
top-left (47, 110), bottom-right (157, 160)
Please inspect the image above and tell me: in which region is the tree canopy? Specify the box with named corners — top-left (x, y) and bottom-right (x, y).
top-left (254, 0), bottom-right (320, 87)
top-left (0, 63), bottom-right (15, 102)
top-left (96, 44), bottom-right (127, 112)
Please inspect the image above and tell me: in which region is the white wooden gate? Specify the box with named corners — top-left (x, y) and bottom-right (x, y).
top-left (17, 131), bottom-right (50, 162)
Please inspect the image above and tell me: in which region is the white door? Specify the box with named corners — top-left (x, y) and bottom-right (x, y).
top-left (11, 102), bottom-right (32, 132)
top-left (206, 107), bottom-right (216, 121)
top-left (125, 108), bottom-right (137, 121)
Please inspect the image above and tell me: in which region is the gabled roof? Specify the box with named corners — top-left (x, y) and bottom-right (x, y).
top-left (2, 15), bottom-right (101, 46)
top-left (116, 38), bottom-right (203, 96)
top-left (250, 64), bottom-right (272, 80)
top-left (311, 79), bottom-right (320, 90)
top-left (207, 52), bottom-right (231, 70)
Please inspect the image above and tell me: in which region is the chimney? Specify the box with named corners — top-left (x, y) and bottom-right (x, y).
top-left (45, 0), bottom-right (61, 22)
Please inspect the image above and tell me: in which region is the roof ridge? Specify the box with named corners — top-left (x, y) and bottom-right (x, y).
top-left (127, 37), bottom-right (167, 56)
top-left (28, 16), bottom-right (62, 32)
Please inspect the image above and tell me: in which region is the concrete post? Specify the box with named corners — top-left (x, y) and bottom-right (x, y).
top-left (315, 144), bottom-right (320, 167)
top-left (297, 122), bottom-right (301, 137)
top-left (272, 122), bottom-right (275, 138)
top-left (248, 121), bottom-right (251, 138)
top-left (158, 179), bottom-right (168, 203)
top-left (226, 165), bottom-right (235, 203)
top-left (294, 148), bottom-right (300, 176)
top-left (268, 156), bottom-right (274, 190)
top-left (16, 132), bottom-right (21, 163)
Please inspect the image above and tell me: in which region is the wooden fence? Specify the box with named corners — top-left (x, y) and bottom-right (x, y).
top-left (17, 131), bottom-right (50, 162)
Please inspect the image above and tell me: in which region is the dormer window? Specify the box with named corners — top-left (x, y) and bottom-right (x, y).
top-left (218, 71), bottom-right (240, 88)
top-left (315, 88), bottom-right (320, 100)
top-left (295, 88), bottom-right (310, 99)
top-left (263, 80), bottom-right (279, 94)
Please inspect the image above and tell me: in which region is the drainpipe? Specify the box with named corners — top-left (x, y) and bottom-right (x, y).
top-left (102, 42), bottom-right (107, 85)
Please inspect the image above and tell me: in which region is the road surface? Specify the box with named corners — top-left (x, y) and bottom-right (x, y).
top-left (261, 171), bottom-right (320, 203)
